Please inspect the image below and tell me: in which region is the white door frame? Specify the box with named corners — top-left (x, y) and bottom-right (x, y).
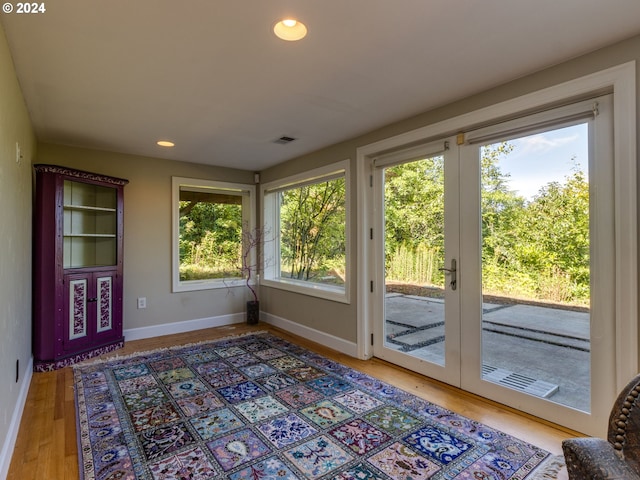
top-left (356, 62), bottom-right (636, 434)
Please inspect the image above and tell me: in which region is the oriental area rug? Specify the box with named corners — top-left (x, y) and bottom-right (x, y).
top-left (74, 332), bottom-right (563, 479)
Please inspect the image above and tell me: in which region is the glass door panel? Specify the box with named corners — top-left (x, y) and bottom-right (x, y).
top-left (373, 139), bottom-right (461, 386)
top-left (479, 124), bottom-right (591, 412)
top-left (384, 157), bottom-right (446, 365)
top-left (459, 95), bottom-right (616, 435)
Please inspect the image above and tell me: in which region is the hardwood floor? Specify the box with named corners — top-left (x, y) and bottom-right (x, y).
top-left (8, 324), bottom-right (574, 479)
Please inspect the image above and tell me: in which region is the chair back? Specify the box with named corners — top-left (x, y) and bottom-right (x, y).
top-left (608, 373), bottom-right (640, 475)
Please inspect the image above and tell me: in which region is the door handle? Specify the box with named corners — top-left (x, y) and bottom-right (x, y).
top-left (439, 259), bottom-right (457, 291)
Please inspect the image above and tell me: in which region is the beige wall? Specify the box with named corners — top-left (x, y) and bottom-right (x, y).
top-left (0, 23), bottom-right (36, 473)
top-left (36, 144), bottom-right (255, 332)
top-left (261, 34), bottom-right (640, 344)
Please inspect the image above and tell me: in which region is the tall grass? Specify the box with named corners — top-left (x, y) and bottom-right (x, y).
top-left (386, 243), bottom-right (444, 287)
top-left (387, 243), bottom-right (589, 307)
top-left (179, 264), bottom-right (240, 281)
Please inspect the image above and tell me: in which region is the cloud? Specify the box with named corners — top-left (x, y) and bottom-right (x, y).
top-left (513, 133), bottom-right (580, 155)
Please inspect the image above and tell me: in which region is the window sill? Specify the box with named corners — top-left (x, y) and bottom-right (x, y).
top-left (261, 277), bottom-right (350, 304)
top-left (172, 278), bottom-right (248, 293)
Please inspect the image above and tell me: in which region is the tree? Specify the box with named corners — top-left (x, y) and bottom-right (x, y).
top-left (516, 165), bottom-right (590, 301)
top-left (480, 143), bottom-right (526, 274)
top-left (280, 178), bottom-right (346, 281)
top-left (478, 149), bottom-right (590, 304)
top-left (384, 156), bottom-right (446, 286)
top-left (384, 157), bottom-right (445, 252)
top-left (383, 146), bottom-right (521, 288)
top-left (179, 199), bottom-right (243, 280)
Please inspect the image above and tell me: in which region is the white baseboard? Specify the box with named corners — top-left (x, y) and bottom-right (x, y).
top-left (124, 312), bottom-right (359, 358)
top-left (0, 356), bottom-right (33, 480)
top-left (261, 312), bottom-right (359, 358)
top-left (124, 313), bottom-right (245, 342)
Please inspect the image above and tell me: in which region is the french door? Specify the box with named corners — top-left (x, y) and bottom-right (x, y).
top-left (371, 95), bottom-right (616, 436)
top-left (372, 139), bottom-right (461, 387)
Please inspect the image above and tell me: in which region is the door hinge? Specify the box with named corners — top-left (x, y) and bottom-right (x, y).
top-left (369, 175), bottom-right (373, 188)
top-left (371, 333), bottom-right (374, 346)
top-left (370, 228), bottom-right (373, 240)
top-left (370, 281), bottom-right (374, 292)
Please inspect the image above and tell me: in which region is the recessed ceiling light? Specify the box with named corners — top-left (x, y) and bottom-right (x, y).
top-left (157, 140), bottom-right (175, 147)
top-left (273, 18), bottom-right (307, 41)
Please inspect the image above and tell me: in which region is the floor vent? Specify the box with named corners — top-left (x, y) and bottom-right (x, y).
top-left (482, 365), bottom-right (559, 398)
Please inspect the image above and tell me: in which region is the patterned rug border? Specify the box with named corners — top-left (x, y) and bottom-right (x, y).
top-left (74, 331), bottom-right (564, 479)
top-left (73, 329), bottom-right (270, 368)
top-left (528, 455), bottom-right (564, 479)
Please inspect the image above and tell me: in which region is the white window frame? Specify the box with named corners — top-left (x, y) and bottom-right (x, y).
top-left (172, 176), bottom-right (255, 293)
top-left (261, 160), bottom-right (351, 304)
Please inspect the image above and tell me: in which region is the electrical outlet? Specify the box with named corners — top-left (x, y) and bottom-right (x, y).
top-left (137, 297), bottom-right (147, 309)
top-left (15, 142), bottom-right (22, 164)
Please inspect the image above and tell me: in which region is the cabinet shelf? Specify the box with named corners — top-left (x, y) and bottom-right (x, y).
top-left (63, 187), bottom-right (117, 251)
top-left (64, 204), bottom-right (117, 213)
top-left (65, 233), bottom-right (116, 238)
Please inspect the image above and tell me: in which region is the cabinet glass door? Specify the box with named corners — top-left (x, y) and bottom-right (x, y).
top-left (63, 180), bottom-right (118, 268)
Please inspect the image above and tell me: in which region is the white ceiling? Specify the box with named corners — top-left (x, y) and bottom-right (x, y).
top-left (3, 1), bottom-right (640, 171)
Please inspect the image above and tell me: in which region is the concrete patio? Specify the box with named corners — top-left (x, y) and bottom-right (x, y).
top-left (385, 293), bottom-right (590, 412)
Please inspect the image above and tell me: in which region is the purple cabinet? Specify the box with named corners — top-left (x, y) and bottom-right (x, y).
top-left (33, 165), bottom-right (128, 371)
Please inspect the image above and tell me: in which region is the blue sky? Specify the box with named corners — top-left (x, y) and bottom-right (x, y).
top-left (492, 123), bottom-right (589, 200)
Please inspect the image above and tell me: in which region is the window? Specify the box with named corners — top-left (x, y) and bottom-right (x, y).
top-left (172, 177), bottom-right (255, 292)
top-left (262, 160), bottom-right (350, 303)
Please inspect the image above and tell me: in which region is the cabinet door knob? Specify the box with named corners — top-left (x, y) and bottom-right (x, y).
top-left (87, 297), bottom-right (97, 302)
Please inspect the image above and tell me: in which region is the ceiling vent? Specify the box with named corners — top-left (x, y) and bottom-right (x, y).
top-left (273, 136), bottom-right (297, 145)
